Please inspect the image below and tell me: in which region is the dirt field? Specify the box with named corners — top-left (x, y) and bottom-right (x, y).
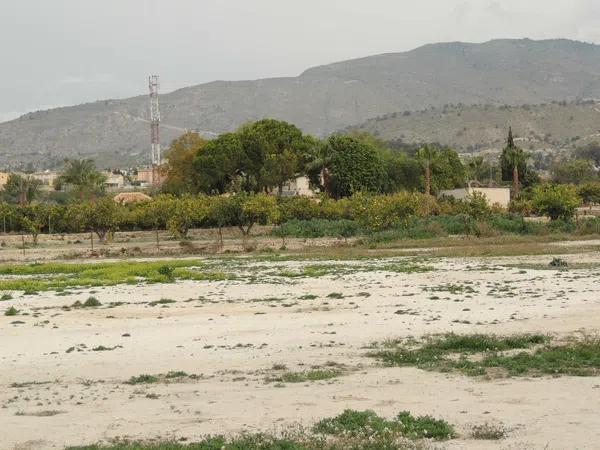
top-left (1, 238), bottom-right (600, 449)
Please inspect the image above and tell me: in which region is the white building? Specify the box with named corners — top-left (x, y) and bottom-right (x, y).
top-left (280, 176), bottom-right (316, 197)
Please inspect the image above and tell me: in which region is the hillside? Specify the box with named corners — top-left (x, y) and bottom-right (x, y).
top-left (346, 100), bottom-right (600, 157)
top-left (2, 38), bottom-right (600, 168)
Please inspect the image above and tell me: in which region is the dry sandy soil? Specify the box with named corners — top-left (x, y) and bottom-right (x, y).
top-left (1, 248), bottom-right (600, 450)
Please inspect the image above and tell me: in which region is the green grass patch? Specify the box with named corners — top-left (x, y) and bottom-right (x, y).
top-left (68, 409), bottom-right (454, 449)
top-left (267, 369), bottom-right (341, 384)
top-left (369, 333), bottom-right (600, 377)
top-left (314, 409), bottom-right (455, 441)
top-left (0, 259), bottom-right (235, 292)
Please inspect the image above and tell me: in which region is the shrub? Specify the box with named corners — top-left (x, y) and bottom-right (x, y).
top-left (5, 306), bottom-right (19, 316)
top-left (157, 265), bottom-right (175, 280)
top-left (274, 219), bottom-right (360, 239)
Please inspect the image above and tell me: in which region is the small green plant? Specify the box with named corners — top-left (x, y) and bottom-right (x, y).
top-left (267, 369), bottom-right (340, 384)
top-left (126, 374), bottom-right (159, 385)
top-left (5, 306), bottom-right (19, 316)
top-left (0, 293), bottom-right (13, 301)
top-left (148, 298), bottom-right (176, 307)
top-left (326, 292), bottom-right (344, 299)
top-left (549, 257), bottom-right (568, 268)
top-left (157, 265), bottom-right (175, 280)
top-left (314, 409), bottom-right (455, 441)
top-left (83, 296), bottom-right (102, 307)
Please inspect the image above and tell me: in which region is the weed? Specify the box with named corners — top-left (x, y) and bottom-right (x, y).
top-left (148, 298), bottom-right (176, 307)
top-left (4, 306), bottom-right (19, 316)
top-left (326, 292), bottom-right (344, 299)
top-left (369, 333), bottom-right (600, 377)
top-left (314, 409), bottom-right (455, 441)
top-left (0, 293), bottom-right (12, 301)
top-left (126, 375), bottom-right (159, 385)
top-left (267, 369), bottom-right (340, 384)
top-left (470, 422), bottom-right (507, 440)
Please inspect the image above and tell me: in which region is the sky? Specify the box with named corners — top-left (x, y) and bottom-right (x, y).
top-left (1, 0), bottom-right (600, 122)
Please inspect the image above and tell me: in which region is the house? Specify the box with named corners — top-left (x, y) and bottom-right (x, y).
top-left (438, 187), bottom-right (511, 208)
top-left (103, 172), bottom-right (126, 190)
top-left (279, 176), bottom-right (316, 197)
top-left (136, 167), bottom-right (165, 186)
top-left (31, 170), bottom-right (59, 190)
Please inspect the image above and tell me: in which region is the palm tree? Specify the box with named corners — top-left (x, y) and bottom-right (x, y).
top-left (416, 145), bottom-right (439, 195)
top-left (56, 159), bottom-right (107, 200)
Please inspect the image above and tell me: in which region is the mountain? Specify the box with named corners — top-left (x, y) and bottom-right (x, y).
top-left (2, 38), bottom-right (600, 168)
top-left (346, 100), bottom-right (600, 158)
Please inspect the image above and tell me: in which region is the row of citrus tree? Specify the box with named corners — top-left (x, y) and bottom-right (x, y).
top-left (0, 182), bottom-right (589, 246)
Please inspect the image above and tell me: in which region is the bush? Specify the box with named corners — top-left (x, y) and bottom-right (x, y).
top-left (275, 219), bottom-right (360, 239)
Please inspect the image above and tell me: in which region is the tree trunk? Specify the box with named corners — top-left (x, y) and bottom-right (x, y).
top-left (21, 233), bottom-right (25, 256)
top-left (90, 231), bottom-right (94, 251)
top-left (512, 165), bottom-right (520, 198)
top-left (155, 228), bottom-right (160, 251)
top-left (424, 165), bottom-right (431, 196)
top-left (218, 226), bottom-right (224, 249)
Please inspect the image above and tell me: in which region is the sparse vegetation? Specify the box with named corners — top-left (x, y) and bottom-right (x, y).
top-left (470, 422), bottom-right (508, 440)
top-left (369, 333), bottom-right (600, 377)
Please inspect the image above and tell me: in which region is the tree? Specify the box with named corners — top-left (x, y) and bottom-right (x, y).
top-left (166, 195), bottom-right (209, 239)
top-left (193, 120), bottom-right (316, 194)
top-left (531, 184), bottom-right (581, 221)
top-left (314, 135), bottom-right (384, 198)
top-left (193, 133), bottom-right (246, 194)
top-left (207, 196), bottom-right (237, 247)
top-left (68, 197), bottom-right (124, 245)
top-left (575, 142), bottom-right (600, 166)
top-left (500, 127), bottom-right (527, 197)
top-left (577, 182), bottom-right (600, 205)
top-left (16, 203), bottom-right (49, 244)
top-left (2, 174), bottom-right (41, 204)
top-left (416, 145), bottom-right (439, 195)
top-left (133, 195), bottom-right (173, 249)
top-left (162, 132), bottom-right (207, 194)
top-left (431, 148), bottom-right (466, 192)
top-left (551, 159), bottom-right (597, 184)
top-left (55, 159), bottom-right (107, 200)
top-left (379, 149), bottom-right (422, 193)
top-left (228, 193), bottom-right (279, 237)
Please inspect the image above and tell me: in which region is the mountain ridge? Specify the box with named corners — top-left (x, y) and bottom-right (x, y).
top-left (2, 38), bottom-right (600, 168)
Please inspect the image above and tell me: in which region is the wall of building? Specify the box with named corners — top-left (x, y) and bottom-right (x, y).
top-left (438, 187), bottom-right (511, 208)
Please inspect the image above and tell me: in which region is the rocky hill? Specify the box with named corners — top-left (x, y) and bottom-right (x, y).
top-left (2, 38), bottom-right (600, 168)
top-left (346, 100), bottom-right (600, 156)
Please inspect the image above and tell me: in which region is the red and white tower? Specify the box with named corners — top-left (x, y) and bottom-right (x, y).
top-left (148, 75), bottom-right (161, 166)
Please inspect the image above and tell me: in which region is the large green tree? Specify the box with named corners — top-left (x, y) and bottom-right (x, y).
top-left (162, 132), bottom-right (207, 194)
top-left (193, 119), bottom-right (315, 194)
top-left (312, 135), bottom-right (384, 198)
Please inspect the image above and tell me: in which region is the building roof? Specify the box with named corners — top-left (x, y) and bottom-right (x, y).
top-left (113, 192), bottom-right (151, 204)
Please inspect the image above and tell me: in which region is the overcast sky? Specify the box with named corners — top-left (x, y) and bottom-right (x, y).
top-left (1, 0), bottom-right (599, 122)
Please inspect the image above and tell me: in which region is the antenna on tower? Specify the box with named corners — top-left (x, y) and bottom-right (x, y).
top-left (148, 75), bottom-right (161, 167)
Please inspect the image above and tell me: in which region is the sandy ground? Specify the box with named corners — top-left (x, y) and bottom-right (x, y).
top-left (1, 252), bottom-right (600, 450)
